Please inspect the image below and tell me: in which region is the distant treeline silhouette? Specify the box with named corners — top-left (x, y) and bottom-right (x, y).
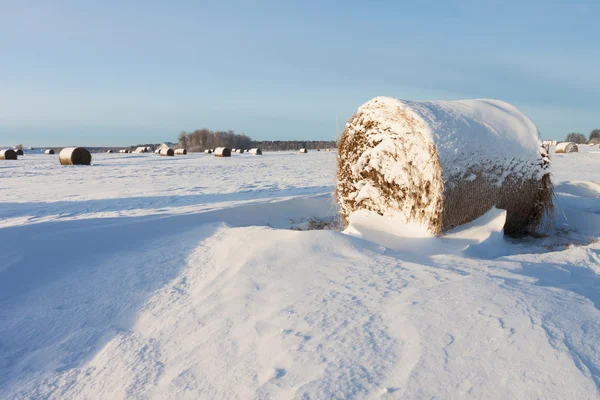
top-left (176, 129), bottom-right (336, 152)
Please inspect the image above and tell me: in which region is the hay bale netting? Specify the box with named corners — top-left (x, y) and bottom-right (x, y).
top-left (175, 148), bottom-right (187, 155)
top-left (299, 148), bottom-right (308, 153)
top-left (45, 149), bottom-right (55, 155)
top-left (160, 148), bottom-right (175, 156)
top-left (0, 149), bottom-right (18, 160)
top-left (204, 149), bottom-right (213, 154)
top-left (337, 96), bottom-right (553, 237)
top-left (555, 142), bottom-right (578, 154)
top-left (249, 148), bottom-right (262, 155)
top-left (214, 147), bottom-right (231, 157)
top-left (15, 149), bottom-right (24, 156)
top-left (59, 147), bottom-right (92, 165)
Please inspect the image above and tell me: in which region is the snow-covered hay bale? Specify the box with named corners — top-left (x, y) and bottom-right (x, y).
top-left (45, 149), bottom-right (55, 155)
top-left (555, 142), bottom-right (578, 154)
top-left (175, 148), bottom-right (187, 155)
top-left (106, 149), bottom-right (113, 153)
top-left (204, 149), bottom-right (213, 154)
top-left (119, 149), bottom-right (130, 154)
top-left (154, 149), bottom-right (161, 154)
top-left (249, 148), bottom-right (262, 155)
top-left (299, 148), bottom-right (307, 153)
top-left (337, 97), bottom-right (553, 237)
top-left (214, 147), bottom-right (231, 157)
top-left (59, 147), bottom-right (92, 165)
top-left (0, 149), bottom-right (18, 160)
top-left (160, 148), bottom-right (175, 157)
top-left (15, 149), bottom-right (24, 156)
top-left (236, 149), bottom-right (244, 154)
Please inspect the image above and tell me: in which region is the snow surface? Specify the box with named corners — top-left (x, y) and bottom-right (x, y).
top-left (1, 149), bottom-right (600, 399)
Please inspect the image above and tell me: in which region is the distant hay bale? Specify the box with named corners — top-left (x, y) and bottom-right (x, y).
top-left (249, 148), bottom-right (262, 155)
top-left (555, 142), bottom-right (578, 154)
top-left (134, 146), bottom-right (148, 153)
top-left (15, 149), bottom-right (24, 156)
top-left (337, 96), bottom-right (553, 237)
top-left (59, 147), bottom-right (92, 165)
top-left (299, 148), bottom-right (308, 153)
top-left (236, 149), bottom-right (244, 154)
top-left (232, 148), bottom-right (237, 152)
top-left (106, 149), bottom-right (114, 153)
top-left (204, 149), bottom-right (213, 154)
top-left (45, 149), bottom-right (55, 155)
top-left (160, 148), bottom-right (175, 156)
top-left (154, 149), bottom-right (161, 154)
top-left (175, 148), bottom-right (187, 155)
top-left (214, 147), bottom-right (231, 157)
top-left (119, 149), bottom-right (129, 153)
top-left (0, 149), bottom-right (18, 160)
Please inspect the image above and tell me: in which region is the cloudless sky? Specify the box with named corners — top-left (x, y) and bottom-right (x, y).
top-left (1, 0), bottom-right (599, 146)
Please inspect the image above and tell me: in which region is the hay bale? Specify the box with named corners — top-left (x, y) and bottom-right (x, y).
top-left (0, 149), bottom-right (18, 160)
top-left (249, 148), bottom-right (262, 155)
top-left (337, 96), bottom-right (553, 237)
top-left (175, 148), bottom-right (187, 155)
top-left (59, 147), bottom-right (92, 165)
top-left (214, 147), bottom-right (231, 157)
top-left (232, 148), bottom-right (237, 152)
top-left (236, 149), bottom-right (244, 154)
top-left (555, 142), bottom-right (578, 154)
top-left (204, 149), bottom-right (213, 154)
top-left (155, 149), bottom-right (161, 154)
top-left (15, 149), bottom-right (24, 156)
top-left (45, 149), bottom-right (55, 155)
top-left (299, 148), bottom-right (307, 153)
top-left (106, 149), bottom-right (114, 153)
top-left (160, 148), bottom-right (175, 156)
top-left (119, 149), bottom-right (129, 153)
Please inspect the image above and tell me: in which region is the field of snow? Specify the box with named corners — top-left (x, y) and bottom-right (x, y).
top-left (1, 148), bottom-right (600, 399)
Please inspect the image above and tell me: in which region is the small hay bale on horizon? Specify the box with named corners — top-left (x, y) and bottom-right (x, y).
top-left (214, 147), bottom-right (231, 157)
top-left (0, 149), bottom-right (18, 160)
top-left (175, 148), bottom-right (187, 155)
top-left (236, 149), bottom-right (244, 154)
top-left (337, 96), bottom-right (553, 237)
top-left (106, 149), bottom-right (114, 153)
top-left (555, 142), bottom-right (578, 154)
top-left (59, 147), bottom-right (92, 165)
top-left (299, 148), bottom-right (308, 153)
top-left (204, 149), bottom-right (213, 154)
top-left (119, 149), bottom-right (130, 153)
top-left (160, 148), bottom-right (175, 156)
top-left (45, 149), bottom-right (55, 155)
top-left (249, 148), bottom-right (262, 155)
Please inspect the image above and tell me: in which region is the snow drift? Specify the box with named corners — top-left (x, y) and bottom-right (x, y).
top-left (337, 96), bottom-right (553, 236)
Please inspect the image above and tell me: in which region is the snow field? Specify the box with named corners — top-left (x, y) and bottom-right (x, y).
top-left (1, 148), bottom-right (600, 399)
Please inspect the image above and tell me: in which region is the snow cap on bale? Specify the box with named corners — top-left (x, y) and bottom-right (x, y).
top-left (337, 96), bottom-right (553, 237)
top-left (555, 142), bottom-right (578, 154)
top-left (160, 148), bottom-right (174, 156)
top-left (0, 149), bottom-right (18, 160)
top-left (59, 147), bottom-right (92, 165)
top-left (214, 147), bottom-right (231, 157)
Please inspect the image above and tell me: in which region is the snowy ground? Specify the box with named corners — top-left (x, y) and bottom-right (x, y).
top-left (1, 148), bottom-right (600, 399)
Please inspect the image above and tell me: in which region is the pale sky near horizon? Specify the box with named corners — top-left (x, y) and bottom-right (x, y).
top-left (1, 0), bottom-right (599, 146)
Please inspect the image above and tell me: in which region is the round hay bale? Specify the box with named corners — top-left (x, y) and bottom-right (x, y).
top-left (59, 147), bottom-right (92, 165)
top-left (214, 147), bottom-right (231, 157)
top-left (0, 149), bottom-right (18, 160)
top-left (337, 96), bottom-right (553, 237)
top-left (154, 149), bottom-right (161, 154)
top-left (299, 148), bottom-right (308, 153)
top-left (160, 148), bottom-right (175, 156)
top-left (45, 149), bottom-right (55, 155)
top-left (15, 149), bottom-right (24, 156)
top-left (204, 149), bottom-right (213, 154)
top-left (106, 149), bottom-right (114, 153)
top-left (555, 142), bottom-right (578, 154)
top-left (175, 148), bottom-right (187, 155)
top-left (119, 149), bottom-right (129, 153)
top-left (249, 148), bottom-right (262, 155)
top-left (236, 149), bottom-right (244, 154)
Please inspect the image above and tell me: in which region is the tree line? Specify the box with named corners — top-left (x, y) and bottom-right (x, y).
top-left (565, 129), bottom-right (600, 144)
top-left (176, 129), bottom-right (336, 152)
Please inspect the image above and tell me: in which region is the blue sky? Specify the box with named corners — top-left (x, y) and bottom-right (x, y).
top-left (1, 0), bottom-right (598, 146)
